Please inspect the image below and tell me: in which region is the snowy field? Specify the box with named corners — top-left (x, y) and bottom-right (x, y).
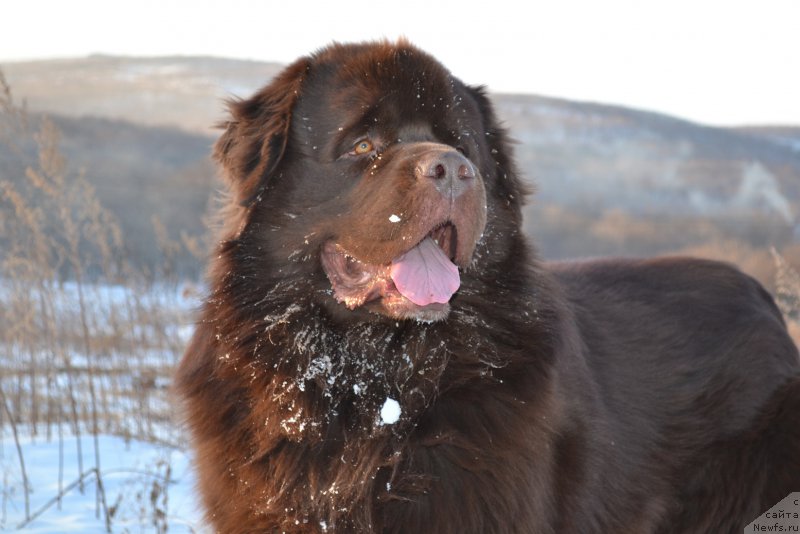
top-left (1, 282), bottom-right (206, 532)
top-left (1, 433), bottom-right (203, 532)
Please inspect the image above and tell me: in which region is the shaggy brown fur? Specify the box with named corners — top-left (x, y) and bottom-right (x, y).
top-left (176, 40), bottom-right (800, 533)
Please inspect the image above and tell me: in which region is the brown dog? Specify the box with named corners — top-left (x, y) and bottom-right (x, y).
top-left (176, 40), bottom-right (800, 533)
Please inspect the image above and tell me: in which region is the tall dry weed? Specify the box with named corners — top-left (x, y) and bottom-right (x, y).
top-left (771, 248), bottom-right (800, 345)
top-left (0, 71), bottom-right (200, 530)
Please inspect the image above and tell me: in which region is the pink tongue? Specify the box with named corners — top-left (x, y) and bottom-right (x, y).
top-left (390, 237), bottom-right (460, 306)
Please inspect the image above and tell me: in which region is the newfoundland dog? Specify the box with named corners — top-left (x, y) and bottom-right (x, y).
top-left (176, 40), bottom-right (800, 533)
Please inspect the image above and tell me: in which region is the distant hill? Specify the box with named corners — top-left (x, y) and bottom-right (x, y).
top-left (497, 93), bottom-right (800, 221)
top-left (495, 95), bottom-right (800, 257)
top-left (1, 55), bottom-right (284, 133)
top-left (1, 55), bottom-right (798, 266)
top-left (0, 113), bottom-right (216, 275)
top-left (735, 126), bottom-right (800, 152)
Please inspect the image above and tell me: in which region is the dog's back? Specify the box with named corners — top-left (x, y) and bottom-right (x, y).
top-left (550, 256), bottom-right (800, 530)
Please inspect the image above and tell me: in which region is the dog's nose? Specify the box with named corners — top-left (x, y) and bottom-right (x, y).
top-left (416, 150), bottom-right (476, 198)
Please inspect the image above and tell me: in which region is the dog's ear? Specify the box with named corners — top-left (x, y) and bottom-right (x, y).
top-left (466, 85), bottom-right (532, 207)
top-left (214, 58), bottom-right (310, 206)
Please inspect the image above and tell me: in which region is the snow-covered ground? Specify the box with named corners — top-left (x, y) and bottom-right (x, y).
top-left (1, 433), bottom-right (203, 532)
top-left (1, 281), bottom-right (206, 532)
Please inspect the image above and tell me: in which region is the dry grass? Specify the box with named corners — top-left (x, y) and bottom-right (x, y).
top-left (771, 247), bottom-right (800, 345)
top-left (1, 71), bottom-right (199, 531)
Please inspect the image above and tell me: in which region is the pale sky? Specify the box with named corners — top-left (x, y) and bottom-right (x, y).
top-left (2, 0), bottom-right (798, 126)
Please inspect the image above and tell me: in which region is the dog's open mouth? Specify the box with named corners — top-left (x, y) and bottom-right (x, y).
top-left (321, 223), bottom-right (461, 319)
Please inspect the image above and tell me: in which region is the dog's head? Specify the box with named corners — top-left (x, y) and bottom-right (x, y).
top-left (214, 40), bottom-right (528, 322)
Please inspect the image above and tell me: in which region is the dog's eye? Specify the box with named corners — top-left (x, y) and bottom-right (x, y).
top-left (352, 139), bottom-right (375, 156)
